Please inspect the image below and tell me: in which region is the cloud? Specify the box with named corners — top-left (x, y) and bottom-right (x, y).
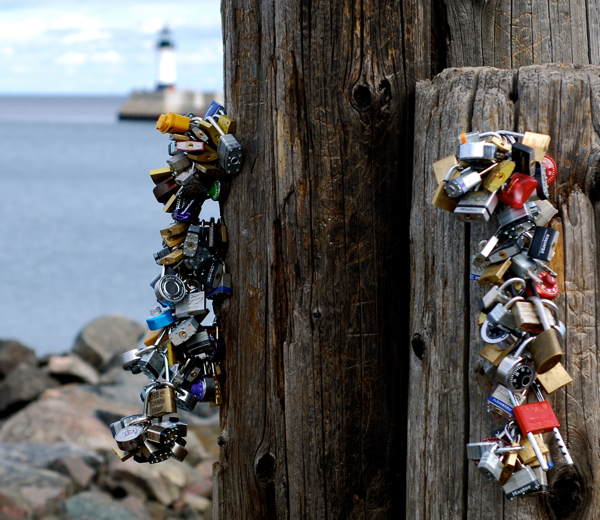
top-left (91, 51), bottom-right (122, 64)
top-left (141, 17), bottom-right (165, 34)
top-left (0, 17), bottom-right (47, 39)
top-left (55, 52), bottom-right (87, 65)
top-left (49, 13), bottom-right (102, 31)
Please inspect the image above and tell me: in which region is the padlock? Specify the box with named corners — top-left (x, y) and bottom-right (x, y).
top-left (511, 300), bottom-right (555, 333)
top-left (528, 466), bottom-right (550, 495)
top-left (166, 152), bottom-right (191, 173)
top-left (528, 226), bottom-right (559, 262)
top-left (497, 205), bottom-right (537, 238)
top-left (194, 119), bottom-right (222, 147)
top-left (183, 224), bottom-right (200, 257)
top-left (484, 136), bottom-right (512, 153)
top-left (146, 385), bottom-right (178, 417)
top-left (217, 114), bottom-right (237, 134)
top-left (184, 245), bottom-right (212, 272)
top-left (532, 381), bottom-right (573, 466)
top-left (487, 296), bottom-right (524, 333)
top-left (146, 306), bottom-right (176, 331)
top-left (477, 259), bottom-right (512, 286)
top-left (479, 343), bottom-right (512, 366)
top-left (521, 132), bottom-right (551, 163)
top-left (498, 447), bottom-right (520, 486)
top-left (480, 320), bottom-right (520, 349)
top-left (508, 252), bottom-right (550, 284)
top-left (121, 348), bottom-right (142, 371)
top-left (502, 463), bottom-right (541, 499)
top-left (533, 160), bottom-right (550, 200)
top-left (511, 142), bottom-right (536, 176)
top-left (138, 349), bottom-right (166, 380)
top-left (110, 414), bottom-right (147, 438)
top-left (158, 248), bottom-right (184, 266)
top-left (205, 116), bottom-right (244, 176)
top-left (524, 271), bottom-right (559, 299)
top-left (453, 190), bottom-right (499, 222)
top-left (542, 155), bottom-right (558, 186)
top-left (174, 291), bottom-right (208, 320)
top-left (149, 167), bottom-right (173, 185)
top-left (187, 144), bottom-right (219, 163)
top-left (137, 439), bottom-right (172, 464)
top-left (203, 100), bottom-right (226, 119)
top-left (488, 236), bottom-right (526, 264)
top-left (430, 158), bottom-right (460, 212)
top-left (161, 232), bottom-right (186, 248)
top-left (458, 131), bottom-right (480, 144)
top-left (154, 269), bottom-right (187, 304)
top-left (477, 445), bottom-right (504, 482)
top-left (478, 277), bottom-right (519, 313)
top-left (471, 236), bottom-right (500, 278)
top-left (169, 317), bottom-right (200, 346)
top-left (158, 416), bottom-right (188, 439)
top-left (191, 376), bottom-right (217, 402)
top-left (145, 423), bottom-right (179, 445)
top-left (458, 141), bottom-right (497, 164)
top-left (156, 112), bottom-right (190, 134)
top-left (175, 141), bottom-right (205, 153)
top-left (115, 425), bottom-right (146, 452)
top-left (161, 222), bottom-right (189, 238)
top-left (207, 272), bottom-right (232, 300)
top-left (533, 199), bottom-right (558, 227)
top-left (153, 177), bottom-right (179, 204)
top-left (536, 362), bottom-right (572, 394)
top-left (170, 441), bottom-right (188, 462)
top-left (496, 336), bottom-right (537, 393)
top-left (184, 330), bottom-right (213, 356)
top-left (487, 384), bottom-right (526, 420)
top-left (467, 441), bottom-right (501, 460)
top-left (527, 297), bottom-right (564, 373)
top-left (517, 433), bottom-right (550, 466)
top-left (498, 173), bottom-right (539, 208)
top-left (482, 160), bottom-right (516, 192)
top-left (162, 193), bottom-right (178, 214)
top-left (175, 388), bottom-right (198, 412)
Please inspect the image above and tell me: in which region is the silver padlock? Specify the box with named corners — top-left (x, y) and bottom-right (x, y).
top-left (497, 205), bottom-right (537, 238)
top-left (458, 142), bottom-right (497, 162)
top-left (185, 330), bottom-right (213, 356)
top-left (487, 296), bottom-right (524, 333)
top-left (206, 116), bottom-right (243, 176)
top-left (183, 225), bottom-right (201, 257)
top-left (174, 291), bottom-right (208, 320)
top-left (487, 384), bottom-right (526, 420)
top-left (169, 317), bottom-right (200, 346)
top-left (497, 337), bottom-right (537, 393)
top-left (477, 445), bottom-right (504, 482)
top-left (488, 236), bottom-right (526, 263)
top-left (166, 152), bottom-right (191, 173)
top-left (466, 441), bottom-right (500, 460)
top-left (110, 414), bottom-right (147, 438)
top-left (478, 277), bottom-right (525, 314)
top-left (453, 190), bottom-right (499, 222)
top-left (175, 388), bottom-right (198, 412)
top-left (154, 269), bottom-right (187, 304)
top-left (502, 465), bottom-right (541, 499)
top-left (138, 349), bottom-right (166, 380)
top-left (533, 199), bottom-right (558, 227)
top-left (115, 425), bottom-right (146, 452)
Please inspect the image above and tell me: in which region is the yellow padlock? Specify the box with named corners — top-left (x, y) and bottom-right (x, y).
top-left (156, 112), bottom-right (190, 134)
top-left (149, 167), bottom-right (173, 185)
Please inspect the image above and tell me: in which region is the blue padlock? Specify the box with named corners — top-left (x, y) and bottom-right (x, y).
top-left (146, 307), bottom-right (176, 331)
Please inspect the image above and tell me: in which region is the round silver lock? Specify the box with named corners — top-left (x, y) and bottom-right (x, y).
top-left (115, 425), bottom-right (145, 452)
top-left (459, 142), bottom-right (497, 162)
top-left (155, 275), bottom-right (186, 303)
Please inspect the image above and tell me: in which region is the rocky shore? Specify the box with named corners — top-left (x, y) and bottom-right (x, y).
top-left (0, 315), bottom-right (219, 520)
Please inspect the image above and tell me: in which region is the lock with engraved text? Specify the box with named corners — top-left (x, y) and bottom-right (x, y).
top-left (453, 190), bottom-right (499, 222)
top-left (528, 226), bottom-right (559, 262)
top-left (154, 267), bottom-right (187, 304)
top-left (487, 384), bottom-right (526, 420)
top-left (486, 296), bottom-right (524, 333)
top-left (476, 444), bottom-right (504, 482)
top-left (496, 336), bottom-right (537, 393)
top-left (502, 462), bottom-right (541, 499)
top-left (145, 382), bottom-right (178, 418)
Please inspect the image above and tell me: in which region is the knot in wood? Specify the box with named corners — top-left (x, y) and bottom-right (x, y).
top-left (255, 452), bottom-right (276, 486)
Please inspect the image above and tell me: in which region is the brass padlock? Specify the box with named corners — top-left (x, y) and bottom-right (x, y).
top-left (430, 158), bottom-right (460, 212)
top-left (146, 385), bottom-right (177, 417)
top-left (527, 298), bottom-right (564, 374)
top-left (217, 114), bottom-right (236, 135)
top-left (194, 119), bottom-right (222, 146)
top-left (478, 259), bottom-right (512, 286)
top-left (536, 362), bottom-right (572, 394)
top-left (519, 434), bottom-right (549, 465)
top-left (161, 222), bottom-right (189, 238)
top-left (498, 445), bottom-right (520, 486)
top-left (511, 301), bottom-right (554, 333)
top-left (482, 160), bottom-right (516, 192)
top-left (149, 167), bottom-right (173, 185)
top-left (522, 132), bottom-right (551, 163)
top-left (159, 248), bottom-right (183, 265)
top-left (163, 194), bottom-right (179, 213)
top-left (187, 144), bottom-right (219, 163)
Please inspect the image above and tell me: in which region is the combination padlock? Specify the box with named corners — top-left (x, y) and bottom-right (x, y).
top-left (496, 336), bottom-right (537, 393)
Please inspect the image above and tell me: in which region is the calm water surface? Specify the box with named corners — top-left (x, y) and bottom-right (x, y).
top-left (0, 96), bottom-right (219, 355)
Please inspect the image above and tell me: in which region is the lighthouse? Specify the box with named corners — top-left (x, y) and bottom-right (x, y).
top-left (156, 26), bottom-right (176, 91)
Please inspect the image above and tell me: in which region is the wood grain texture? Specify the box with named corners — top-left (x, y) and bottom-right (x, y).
top-left (217, 1), bottom-right (415, 518)
top-left (409, 64), bottom-right (600, 519)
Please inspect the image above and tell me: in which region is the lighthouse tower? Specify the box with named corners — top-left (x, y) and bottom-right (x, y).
top-left (156, 26), bottom-right (176, 91)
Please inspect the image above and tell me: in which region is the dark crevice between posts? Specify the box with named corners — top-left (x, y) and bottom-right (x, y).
top-left (462, 222), bottom-right (471, 520)
top-left (430, 0), bottom-right (449, 77)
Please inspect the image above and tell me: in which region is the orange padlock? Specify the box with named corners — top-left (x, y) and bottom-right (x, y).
top-left (525, 271), bottom-right (559, 299)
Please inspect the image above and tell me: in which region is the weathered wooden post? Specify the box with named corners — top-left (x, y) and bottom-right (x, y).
top-left (409, 64), bottom-right (600, 519)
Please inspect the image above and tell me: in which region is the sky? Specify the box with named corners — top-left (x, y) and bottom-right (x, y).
top-left (0, 0), bottom-right (223, 95)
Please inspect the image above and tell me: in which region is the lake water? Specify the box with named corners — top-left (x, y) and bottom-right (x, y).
top-left (0, 96), bottom-right (220, 356)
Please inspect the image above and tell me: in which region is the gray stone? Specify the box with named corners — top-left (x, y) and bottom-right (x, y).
top-left (0, 443), bottom-right (103, 470)
top-left (50, 456), bottom-right (96, 491)
top-left (45, 355), bottom-right (100, 385)
top-left (0, 399), bottom-right (115, 455)
top-left (0, 490), bottom-right (30, 519)
top-left (0, 340), bottom-right (37, 378)
top-left (0, 363), bottom-right (60, 417)
top-left (73, 315), bottom-right (145, 372)
top-left (119, 495), bottom-right (151, 520)
top-left (60, 491), bottom-right (140, 520)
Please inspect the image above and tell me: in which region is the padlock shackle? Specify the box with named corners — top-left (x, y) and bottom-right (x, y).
top-left (443, 164), bottom-right (462, 182)
top-left (504, 295), bottom-right (525, 311)
top-left (513, 335), bottom-right (536, 358)
top-left (205, 116), bottom-right (226, 137)
top-left (499, 277), bottom-right (526, 297)
top-left (528, 296), bottom-right (552, 331)
top-left (497, 130), bottom-right (525, 139)
top-left (479, 132), bottom-right (503, 140)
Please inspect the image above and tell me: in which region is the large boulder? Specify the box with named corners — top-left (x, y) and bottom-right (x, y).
top-left (73, 315), bottom-right (145, 372)
top-left (45, 354), bottom-right (100, 385)
top-left (60, 491), bottom-right (142, 520)
top-left (0, 341), bottom-right (37, 379)
top-left (0, 443), bottom-right (102, 470)
top-left (0, 363), bottom-right (59, 417)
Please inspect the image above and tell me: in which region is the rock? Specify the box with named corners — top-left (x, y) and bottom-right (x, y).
top-left (194, 459), bottom-right (216, 482)
top-left (45, 355), bottom-right (100, 385)
top-left (0, 340), bottom-right (37, 378)
top-left (0, 490), bottom-right (29, 519)
top-left (145, 501), bottom-right (166, 520)
top-left (73, 315), bottom-right (145, 372)
top-left (0, 443), bottom-right (103, 470)
top-left (50, 456), bottom-right (96, 491)
top-left (0, 460), bottom-right (74, 518)
top-left (60, 491), bottom-right (140, 520)
top-left (181, 493), bottom-right (211, 513)
top-left (119, 495), bottom-right (151, 520)
top-left (0, 399), bottom-right (115, 454)
top-left (0, 363), bottom-right (60, 417)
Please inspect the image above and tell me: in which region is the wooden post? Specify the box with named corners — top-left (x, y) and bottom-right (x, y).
top-left (409, 64), bottom-right (600, 519)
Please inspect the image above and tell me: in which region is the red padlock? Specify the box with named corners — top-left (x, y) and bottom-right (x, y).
top-left (513, 401), bottom-right (560, 435)
top-left (498, 173), bottom-right (539, 208)
top-left (543, 155), bottom-right (557, 186)
top-left (525, 271), bottom-right (559, 299)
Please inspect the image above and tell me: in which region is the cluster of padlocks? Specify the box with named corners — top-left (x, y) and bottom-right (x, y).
top-left (111, 102), bottom-right (242, 464)
top-left (431, 130), bottom-right (574, 498)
